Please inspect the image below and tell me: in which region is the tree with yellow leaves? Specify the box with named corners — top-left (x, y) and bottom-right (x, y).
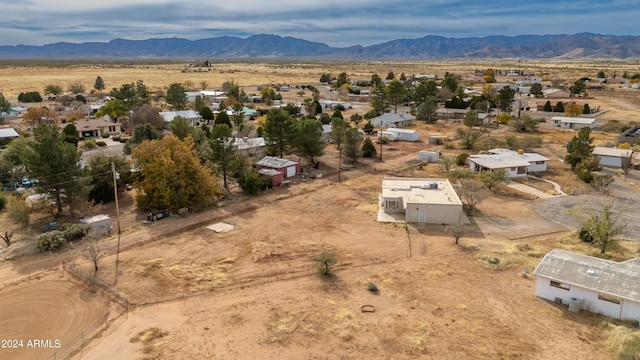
top-left (132, 135), bottom-right (221, 212)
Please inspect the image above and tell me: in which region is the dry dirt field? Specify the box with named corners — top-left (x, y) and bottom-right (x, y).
top-left (2, 60), bottom-right (640, 359)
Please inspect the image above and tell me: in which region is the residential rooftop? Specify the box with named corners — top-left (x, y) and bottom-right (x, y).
top-left (381, 177), bottom-right (462, 206)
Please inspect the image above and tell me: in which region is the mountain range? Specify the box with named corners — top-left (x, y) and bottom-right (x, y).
top-left (1, 33), bottom-right (640, 60)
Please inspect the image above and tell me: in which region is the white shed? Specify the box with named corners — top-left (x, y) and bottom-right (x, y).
top-left (418, 151), bottom-right (440, 163)
top-left (80, 214), bottom-right (112, 236)
top-left (592, 147), bottom-right (632, 168)
top-left (386, 128), bottom-right (419, 142)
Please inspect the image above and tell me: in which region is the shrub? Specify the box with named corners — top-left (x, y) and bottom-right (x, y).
top-left (59, 223), bottom-right (90, 241)
top-left (7, 197), bottom-right (29, 225)
top-left (102, 133), bottom-right (110, 138)
top-left (84, 139), bottom-right (97, 149)
top-left (456, 152), bottom-right (470, 166)
top-left (112, 136), bottom-right (121, 142)
top-left (0, 193), bottom-right (6, 211)
top-left (36, 231), bottom-right (66, 252)
top-left (119, 138), bottom-right (129, 143)
top-left (96, 141), bottom-right (107, 147)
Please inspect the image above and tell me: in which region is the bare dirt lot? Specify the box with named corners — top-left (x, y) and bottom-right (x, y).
top-left (2, 60), bottom-right (640, 359)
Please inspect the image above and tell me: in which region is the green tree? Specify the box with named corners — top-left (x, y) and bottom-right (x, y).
top-left (124, 123), bottom-right (163, 155)
top-left (529, 83), bottom-right (543, 97)
top-left (44, 84), bottom-right (63, 96)
top-left (553, 101), bottom-right (565, 113)
top-left (543, 100), bottom-right (553, 112)
top-left (370, 84), bottom-right (389, 115)
top-left (26, 124), bottom-right (87, 215)
top-left (95, 99), bottom-right (129, 122)
top-left (463, 110), bottom-right (480, 127)
top-left (441, 72), bottom-right (459, 92)
top-left (414, 80), bottom-right (438, 104)
top-left (416, 98), bottom-right (438, 123)
top-left (263, 108), bottom-right (295, 158)
top-left (215, 110), bottom-right (231, 127)
top-left (439, 155), bottom-right (455, 172)
top-left (166, 83), bottom-right (188, 110)
top-left (222, 80), bottom-right (246, 104)
top-left (583, 104), bottom-right (591, 115)
top-left (456, 127), bottom-right (482, 150)
top-left (512, 115), bottom-right (539, 133)
top-left (68, 83), bottom-right (85, 94)
top-left (496, 86), bottom-right (516, 113)
top-left (230, 103), bottom-right (245, 132)
top-left (343, 127), bottom-right (363, 165)
top-left (110, 83), bottom-right (138, 107)
top-left (94, 76), bottom-right (106, 95)
top-left (62, 124), bottom-right (79, 146)
top-left (596, 70), bottom-right (606, 78)
top-left (386, 72), bottom-right (395, 80)
top-left (293, 118), bottom-right (325, 163)
top-left (170, 116), bottom-right (192, 140)
top-left (0, 93), bottom-right (11, 114)
top-left (478, 169), bottom-right (508, 191)
top-left (385, 79), bottom-right (406, 113)
top-left (210, 124), bottom-right (237, 190)
top-left (319, 73), bottom-right (332, 84)
top-left (335, 72), bottom-right (349, 88)
top-left (349, 113), bottom-right (363, 127)
top-left (565, 127), bottom-right (595, 169)
top-left (87, 154), bottom-right (130, 204)
top-left (331, 118), bottom-right (347, 150)
top-left (132, 135), bottom-right (221, 212)
top-left (193, 95), bottom-right (207, 112)
top-left (572, 197), bottom-right (625, 254)
top-left (570, 80), bottom-right (586, 96)
top-left (200, 107), bottom-right (214, 123)
top-left (370, 74), bottom-right (383, 89)
top-left (361, 137), bottom-right (377, 157)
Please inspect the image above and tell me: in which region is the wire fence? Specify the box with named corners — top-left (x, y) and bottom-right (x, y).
top-left (44, 261), bottom-right (130, 360)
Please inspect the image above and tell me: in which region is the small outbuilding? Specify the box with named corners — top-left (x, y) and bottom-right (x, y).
top-left (386, 128), bottom-right (419, 142)
top-left (255, 156), bottom-right (300, 179)
top-left (418, 150), bottom-right (440, 163)
top-left (80, 214), bottom-right (112, 236)
top-left (258, 168), bottom-right (285, 187)
top-left (551, 116), bottom-right (596, 130)
top-left (592, 147), bottom-right (633, 168)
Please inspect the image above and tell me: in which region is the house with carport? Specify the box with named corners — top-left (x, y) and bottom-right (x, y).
top-left (378, 177), bottom-right (463, 224)
top-left (467, 149), bottom-right (549, 177)
top-left (533, 249), bottom-right (640, 322)
top-left (592, 147), bottom-right (633, 169)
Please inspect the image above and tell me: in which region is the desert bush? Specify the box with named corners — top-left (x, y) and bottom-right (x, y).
top-left (102, 133), bottom-right (110, 138)
top-left (84, 139), bottom-right (97, 149)
top-left (0, 193), bottom-right (6, 210)
top-left (119, 138), bottom-right (129, 143)
top-left (7, 196), bottom-right (29, 225)
top-left (36, 231), bottom-right (66, 252)
top-left (112, 136), bottom-right (121, 142)
top-left (96, 141), bottom-right (107, 147)
top-left (59, 223), bottom-right (90, 241)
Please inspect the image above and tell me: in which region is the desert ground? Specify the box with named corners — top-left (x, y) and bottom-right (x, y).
top-left (1, 60), bottom-right (640, 359)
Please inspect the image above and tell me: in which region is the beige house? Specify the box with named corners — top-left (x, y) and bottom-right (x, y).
top-left (61, 118), bottom-right (122, 138)
top-left (378, 177), bottom-right (463, 224)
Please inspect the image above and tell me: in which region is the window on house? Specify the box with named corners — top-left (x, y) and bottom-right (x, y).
top-left (550, 281), bottom-right (570, 290)
top-left (385, 200), bottom-right (399, 210)
top-left (598, 293), bottom-right (621, 304)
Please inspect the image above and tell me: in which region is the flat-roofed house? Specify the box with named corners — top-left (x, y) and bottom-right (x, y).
top-left (551, 116), bottom-right (596, 130)
top-left (370, 113), bottom-right (415, 128)
top-left (468, 150), bottom-right (549, 177)
top-left (378, 177), bottom-right (463, 224)
top-left (533, 249), bottom-right (640, 321)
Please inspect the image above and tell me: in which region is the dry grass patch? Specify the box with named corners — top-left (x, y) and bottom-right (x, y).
top-left (601, 321), bottom-right (640, 360)
top-left (129, 327), bottom-right (169, 360)
top-left (138, 258), bottom-right (232, 292)
top-left (474, 242), bottom-right (547, 271)
top-left (265, 308), bottom-right (321, 344)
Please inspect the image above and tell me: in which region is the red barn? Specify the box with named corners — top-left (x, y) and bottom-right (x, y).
top-left (255, 156), bottom-right (300, 186)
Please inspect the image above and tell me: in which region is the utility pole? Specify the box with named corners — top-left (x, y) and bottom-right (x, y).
top-left (112, 162), bottom-right (122, 285)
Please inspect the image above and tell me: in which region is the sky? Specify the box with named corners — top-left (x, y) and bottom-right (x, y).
top-left (1, 0), bottom-right (639, 47)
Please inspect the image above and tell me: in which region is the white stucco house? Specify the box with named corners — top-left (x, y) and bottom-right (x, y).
top-left (378, 177), bottom-right (463, 224)
top-left (551, 116), bottom-right (596, 130)
top-left (592, 147), bottom-right (633, 169)
top-left (533, 249), bottom-right (640, 322)
top-left (467, 149), bottom-right (549, 177)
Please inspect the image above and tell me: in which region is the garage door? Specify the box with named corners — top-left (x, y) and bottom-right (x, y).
top-left (286, 166), bottom-right (297, 177)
